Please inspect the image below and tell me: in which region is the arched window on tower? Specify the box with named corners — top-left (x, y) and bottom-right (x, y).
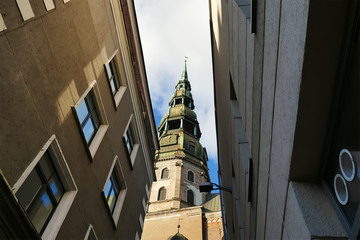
top-left (158, 187), bottom-right (167, 201)
top-left (187, 190), bottom-right (194, 205)
top-left (161, 168), bottom-right (169, 179)
top-left (187, 171), bottom-right (194, 182)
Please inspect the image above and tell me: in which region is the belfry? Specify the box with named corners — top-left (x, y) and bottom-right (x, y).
top-left (141, 61), bottom-right (223, 240)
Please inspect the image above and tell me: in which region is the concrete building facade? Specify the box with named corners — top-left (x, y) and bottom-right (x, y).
top-left (209, 0), bottom-right (359, 239)
top-left (0, 0), bottom-right (158, 239)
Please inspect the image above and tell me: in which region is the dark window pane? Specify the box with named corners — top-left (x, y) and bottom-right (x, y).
top-left (88, 230), bottom-right (97, 240)
top-left (49, 174), bottom-right (64, 203)
top-left (91, 110), bottom-right (100, 129)
top-left (86, 93), bottom-right (96, 112)
top-left (28, 191), bottom-right (53, 233)
top-left (76, 100), bottom-right (89, 123)
top-left (188, 171), bottom-right (194, 182)
top-left (110, 60), bottom-right (120, 90)
top-left (39, 152), bottom-right (54, 180)
top-left (187, 190), bottom-right (194, 204)
top-left (16, 170), bottom-right (42, 211)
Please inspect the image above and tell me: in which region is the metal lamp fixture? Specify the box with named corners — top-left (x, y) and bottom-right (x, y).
top-left (199, 182), bottom-right (232, 193)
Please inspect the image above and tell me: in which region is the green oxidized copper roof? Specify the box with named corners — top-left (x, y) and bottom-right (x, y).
top-left (167, 232), bottom-right (188, 240)
top-left (159, 105), bottom-right (197, 127)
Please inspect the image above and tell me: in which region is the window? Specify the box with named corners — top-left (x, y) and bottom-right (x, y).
top-left (161, 168), bottom-right (169, 179)
top-left (105, 50), bottom-right (126, 109)
top-left (73, 81), bottom-right (109, 159)
top-left (84, 225), bottom-right (98, 240)
top-left (104, 169), bottom-right (121, 213)
top-left (16, 151), bottom-right (64, 234)
top-left (189, 141), bottom-right (196, 154)
top-left (124, 126), bottom-right (134, 155)
top-left (323, 16), bottom-right (359, 239)
top-left (76, 90), bottom-right (100, 145)
top-left (158, 187), bottom-right (166, 201)
top-left (102, 156), bottom-right (127, 226)
top-left (187, 171), bottom-right (194, 182)
top-left (187, 190), bottom-right (194, 205)
top-left (13, 135), bottom-right (77, 240)
top-left (106, 57), bottom-right (121, 96)
top-left (168, 120), bottom-right (181, 130)
top-left (123, 115), bottom-right (139, 168)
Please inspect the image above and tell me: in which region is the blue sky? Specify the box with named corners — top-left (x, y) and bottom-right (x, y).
top-left (134, 0), bottom-right (219, 185)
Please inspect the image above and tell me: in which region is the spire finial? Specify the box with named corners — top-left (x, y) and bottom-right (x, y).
top-left (180, 57), bottom-right (188, 81)
top-left (177, 218), bottom-right (182, 233)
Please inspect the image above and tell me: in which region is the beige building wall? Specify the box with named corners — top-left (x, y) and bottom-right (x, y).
top-left (0, 0), bottom-right (157, 239)
top-left (142, 207), bottom-right (204, 240)
top-left (210, 0), bottom-right (358, 239)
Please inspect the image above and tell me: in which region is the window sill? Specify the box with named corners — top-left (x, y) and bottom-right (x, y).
top-left (42, 190), bottom-right (77, 240)
top-left (129, 144), bottom-right (139, 168)
top-left (88, 125), bottom-right (109, 160)
top-left (113, 87), bottom-right (126, 110)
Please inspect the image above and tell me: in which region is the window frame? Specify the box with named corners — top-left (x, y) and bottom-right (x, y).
top-left (187, 189), bottom-right (194, 205)
top-left (84, 225), bottom-right (98, 240)
top-left (72, 80), bottom-right (109, 161)
top-left (102, 156), bottom-right (127, 228)
top-left (123, 115), bottom-right (139, 169)
top-left (187, 171), bottom-right (194, 183)
top-left (161, 168), bottom-right (169, 179)
top-left (13, 135), bottom-right (78, 240)
top-left (16, 151), bottom-right (65, 234)
top-left (104, 50), bottom-right (126, 109)
top-left (158, 187), bottom-right (167, 201)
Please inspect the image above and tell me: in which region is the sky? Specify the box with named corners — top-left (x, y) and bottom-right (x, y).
top-left (133, 0), bottom-right (219, 185)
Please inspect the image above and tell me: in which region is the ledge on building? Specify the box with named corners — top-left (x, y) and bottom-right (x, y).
top-left (283, 182), bottom-right (347, 239)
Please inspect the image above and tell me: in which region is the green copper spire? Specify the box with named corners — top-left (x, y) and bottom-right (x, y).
top-left (155, 61), bottom-right (208, 170)
top-left (179, 59), bottom-right (189, 81)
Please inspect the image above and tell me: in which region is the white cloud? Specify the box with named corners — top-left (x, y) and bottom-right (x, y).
top-left (134, 0), bottom-right (217, 162)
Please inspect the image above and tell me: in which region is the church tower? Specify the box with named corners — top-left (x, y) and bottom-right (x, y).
top-left (142, 61), bottom-right (223, 240)
top-left (147, 60), bottom-right (210, 213)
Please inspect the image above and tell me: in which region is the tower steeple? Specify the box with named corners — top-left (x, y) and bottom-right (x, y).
top-left (147, 60), bottom-right (209, 212)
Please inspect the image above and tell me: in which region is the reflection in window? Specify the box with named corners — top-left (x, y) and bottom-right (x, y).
top-left (105, 58), bottom-right (121, 96)
top-left (76, 91), bottom-right (100, 144)
top-left (158, 187), bottom-right (166, 201)
top-left (104, 170), bottom-right (121, 213)
top-left (16, 151), bottom-right (64, 234)
top-left (124, 126), bottom-right (135, 155)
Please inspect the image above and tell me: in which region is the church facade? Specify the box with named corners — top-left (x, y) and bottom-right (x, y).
top-left (141, 62), bottom-right (223, 240)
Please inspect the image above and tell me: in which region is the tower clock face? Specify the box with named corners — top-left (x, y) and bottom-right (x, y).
top-left (161, 135), bottom-right (178, 146)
